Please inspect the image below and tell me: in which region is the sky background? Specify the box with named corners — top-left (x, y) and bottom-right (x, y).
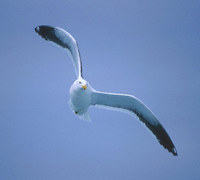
top-left (0, 0), bottom-right (200, 179)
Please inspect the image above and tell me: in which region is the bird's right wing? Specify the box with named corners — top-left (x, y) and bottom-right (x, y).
top-left (91, 90), bottom-right (177, 156)
top-left (35, 25), bottom-right (82, 78)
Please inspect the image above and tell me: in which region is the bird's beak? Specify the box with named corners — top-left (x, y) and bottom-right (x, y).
top-left (82, 85), bottom-right (87, 90)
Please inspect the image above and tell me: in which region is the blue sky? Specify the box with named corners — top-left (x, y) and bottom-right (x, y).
top-left (0, 0), bottom-right (200, 179)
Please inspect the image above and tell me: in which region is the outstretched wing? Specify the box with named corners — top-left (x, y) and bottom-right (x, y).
top-left (35, 25), bottom-right (82, 78)
top-left (91, 90), bottom-right (177, 156)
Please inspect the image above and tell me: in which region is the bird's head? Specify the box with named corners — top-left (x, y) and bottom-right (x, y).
top-left (76, 79), bottom-right (88, 90)
top-left (70, 78), bottom-right (91, 93)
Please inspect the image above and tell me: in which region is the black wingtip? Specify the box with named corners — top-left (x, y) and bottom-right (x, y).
top-left (171, 147), bottom-right (178, 156)
top-left (35, 25), bottom-right (53, 32)
top-left (137, 114), bottom-right (178, 157)
top-left (35, 26), bottom-right (40, 33)
top-left (34, 25), bottom-right (55, 40)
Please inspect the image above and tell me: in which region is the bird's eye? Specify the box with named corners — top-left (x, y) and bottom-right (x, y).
top-left (79, 81), bottom-right (81, 84)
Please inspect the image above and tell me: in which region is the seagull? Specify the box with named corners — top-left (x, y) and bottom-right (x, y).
top-left (35, 25), bottom-right (177, 156)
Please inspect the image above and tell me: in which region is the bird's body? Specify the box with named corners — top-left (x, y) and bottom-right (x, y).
top-left (35, 25), bottom-right (177, 156)
top-left (69, 79), bottom-right (92, 119)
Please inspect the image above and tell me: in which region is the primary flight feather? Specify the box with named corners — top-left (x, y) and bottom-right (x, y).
top-left (35, 25), bottom-right (177, 156)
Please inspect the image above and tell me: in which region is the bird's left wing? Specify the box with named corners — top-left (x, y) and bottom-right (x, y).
top-left (91, 90), bottom-right (177, 156)
top-left (35, 25), bottom-right (82, 78)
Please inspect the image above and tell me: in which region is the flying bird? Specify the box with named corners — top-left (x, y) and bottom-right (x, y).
top-left (35, 25), bottom-right (177, 156)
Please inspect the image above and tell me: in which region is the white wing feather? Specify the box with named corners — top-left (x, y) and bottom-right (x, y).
top-left (91, 90), bottom-right (177, 156)
top-left (35, 25), bottom-right (82, 78)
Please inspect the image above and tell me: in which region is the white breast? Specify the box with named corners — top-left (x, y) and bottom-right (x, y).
top-left (69, 84), bottom-right (92, 115)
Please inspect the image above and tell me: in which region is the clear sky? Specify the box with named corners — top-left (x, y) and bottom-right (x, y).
top-left (0, 0), bottom-right (200, 179)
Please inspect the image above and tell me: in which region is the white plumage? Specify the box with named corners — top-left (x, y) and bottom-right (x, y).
top-left (35, 25), bottom-right (177, 156)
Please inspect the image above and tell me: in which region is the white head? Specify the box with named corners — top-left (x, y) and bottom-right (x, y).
top-left (70, 78), bottom-right (91, 92)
